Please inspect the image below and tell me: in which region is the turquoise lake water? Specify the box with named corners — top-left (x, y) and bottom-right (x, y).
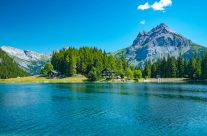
top-left (0, 83), bottom-right (207, 136)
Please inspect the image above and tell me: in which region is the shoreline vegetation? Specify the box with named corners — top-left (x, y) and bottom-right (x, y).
top-left (1, 46), bottom-right (207, 82)
top-left (0, 75), bottom-right (198, 84)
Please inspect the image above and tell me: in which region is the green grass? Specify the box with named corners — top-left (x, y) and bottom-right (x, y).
top-left (0, 75), bottom-right (190, 84)
top-left (0, 75), bottom-right (87, 84)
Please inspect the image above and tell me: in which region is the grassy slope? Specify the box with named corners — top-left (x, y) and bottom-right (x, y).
top-left (111, 48), bottom-right (126, 59)
top-left (183, 43), bottom-right (207, 59)
top-left (0, 49), bottom-right (30, 78)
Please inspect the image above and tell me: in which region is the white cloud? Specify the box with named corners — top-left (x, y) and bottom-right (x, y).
top-left (137, 0), bottom-right (172, 11)
top-left (139, 20), bottom-right (146, 25)
top-left (137, 2), bottom-right (150, 10)
top-left (151, 0), bottom-right (172, 11)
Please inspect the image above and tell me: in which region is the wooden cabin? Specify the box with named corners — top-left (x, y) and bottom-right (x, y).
top-left (47, 70), bottom-right (61, 79)
top-left (101, 68), bottom-right (123, 79)
top-left (101, 68), bottom-right (113, 79)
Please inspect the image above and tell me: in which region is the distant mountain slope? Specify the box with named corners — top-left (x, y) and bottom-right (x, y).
top-left (0, 46), bottom-right (51, 74)
top-left (0, 49), bottom-right (30, 79)
top-left (113, 23), bottom-right (207, 67)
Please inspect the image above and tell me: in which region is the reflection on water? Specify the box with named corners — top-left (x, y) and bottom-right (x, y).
top-left (0, 83), bottom-right (207, 135)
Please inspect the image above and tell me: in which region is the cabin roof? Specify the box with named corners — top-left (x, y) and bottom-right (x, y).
top-left (101, 68), bottom-right (112, 72)
top-left (48, 70), bottom-right (59, 74)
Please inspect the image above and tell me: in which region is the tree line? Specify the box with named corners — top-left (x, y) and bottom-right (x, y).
top-left (42, 46), bottom-right (207, 81)
top-left (143, 54), bottom-right (207, 80)
top-left (45, 47), bottom-right (142, 81)
top-left (0, 49), bottom-right (30, 79)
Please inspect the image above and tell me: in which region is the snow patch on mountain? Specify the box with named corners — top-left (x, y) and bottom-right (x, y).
top-left (0, 46), bottom-right (51, 74)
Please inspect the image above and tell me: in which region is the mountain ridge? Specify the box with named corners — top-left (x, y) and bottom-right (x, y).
top-left (0, 46), bottom-right (51, 74)
top-left (113, 23), bottom-right (207, 67)
top-left (1, 23), bottom-right (207, 73)
top-left (0, 48), bottom-right (29, 78)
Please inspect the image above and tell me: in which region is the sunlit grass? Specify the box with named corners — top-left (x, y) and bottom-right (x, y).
top-left (0, 76), bottom-right (188, 84)
top-left (0, 75), bottom-right (87, 84)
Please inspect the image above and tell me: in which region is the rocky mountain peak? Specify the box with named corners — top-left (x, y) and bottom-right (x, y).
top-left (1, 46), bottom-right (49, 61)
top-left (132, 23), bottom-right (191, 48)
top-left (138, 31), bottom-right (147, 36)
top-left (151, 23), bottom-right (174, 34)
top-left (154, 23), bottom-right (171, 30)
top-left (113, 23), bottom-right (206, 67)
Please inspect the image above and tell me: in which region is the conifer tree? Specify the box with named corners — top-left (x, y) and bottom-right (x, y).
top-left (134, 69), bottom-right (142, 80)
top-left (160, 58), bottom-right (167, 78)
top-left (126, 67), bottom-right (133, 80)
top-left (167, 57), bottom-right (177, 78)
top-left (144, 60), bottom-right (152, 78)
top-left (40, 62), bottom-right (54, 75)
top-left (177, 54), bottom-right (184, 78)
top-left (51, 47), bottom-right (130, 79)
top-left (201, 54), bottom-right (207, 79)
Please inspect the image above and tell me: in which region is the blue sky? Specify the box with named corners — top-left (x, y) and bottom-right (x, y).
top-left (0, 0), bottom-right (207, 53)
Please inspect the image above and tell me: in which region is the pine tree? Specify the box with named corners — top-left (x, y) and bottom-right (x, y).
top-left (51, 47), bottom-right (130, 79)
top-left (188, 54), bottom-right (201, 79)
top-left (108, 55), bottom-right (116, 72)
top-left (69, 55), bottom-right (77, 76)
top-left (184, 60), bottom-right (189, 78)
top-left (40, 62), bottom-right (54, 75)
top-left (177, 55), bottom-right (184, 78)
top-left (188, 58), bottom-right (195, 78)
top-left (64, 55), bottom-right (70, 76)
top-left (195, 58), bottom-right (202, 79)
top-left (116, 59), bottom-right (124, 76)
top-left (201, 54), bottom-right (207, 79)
top-left (144, 60), bottom-right (152, 78)
top-left (88, 67), bottom-right (100, 81)
top-left (160, 58), bottom-right (167, 78)
top-left (126, 67), bottom-right (133, 80)
top-left (167, 57), bottom-right (177, 78)
top-left (134, 69), bottom-right (142, 80)
top-left (151, 63), bottom-right (157, 78)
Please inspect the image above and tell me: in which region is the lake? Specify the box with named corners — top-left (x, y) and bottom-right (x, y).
top-left (0, 83), bottom-right (207, 136)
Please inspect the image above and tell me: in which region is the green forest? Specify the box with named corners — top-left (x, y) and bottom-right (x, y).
top-left (45, 47), bottom-right (207, 81)
top-left (0, 49), bottom-right (30, 79)
top-left (49, 47), bottom-right (142, 81)
top-left (143, 54), bottom-right (207, 80)
top-left (1, 45), bottom-right (206, 81)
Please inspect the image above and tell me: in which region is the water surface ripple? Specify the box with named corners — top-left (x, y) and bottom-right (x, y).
top-left (0, 83), bottom-right (207, 135)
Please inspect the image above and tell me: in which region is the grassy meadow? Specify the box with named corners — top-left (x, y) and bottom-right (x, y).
top-left (0, 75), bottom-right (189, 84)
top-left (0, 75), bottom-right (87, 84)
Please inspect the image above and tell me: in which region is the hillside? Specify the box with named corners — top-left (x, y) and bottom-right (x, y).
top-left (0, 46), bottom-right (51, 74)
top-left (113, 23), bottom-right (207, 67)
top-left (0, 49), bottom-right (30, 79)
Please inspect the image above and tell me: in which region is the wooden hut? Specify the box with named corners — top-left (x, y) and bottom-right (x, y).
top-left (47, 70), bottom-right (60, 79)
top-left (101, 68), bottom-right (113, 79)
